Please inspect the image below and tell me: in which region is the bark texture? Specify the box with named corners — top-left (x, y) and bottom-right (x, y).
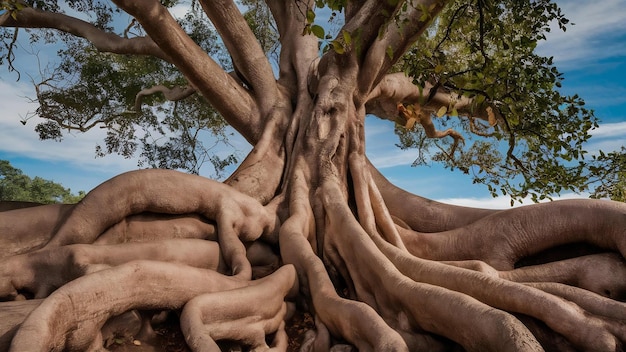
top-left (1, 1), bottom-right (625, 351)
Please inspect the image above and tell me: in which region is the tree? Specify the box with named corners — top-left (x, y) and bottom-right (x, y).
top-left (1, 1), bottom-right (626, 351)
top-left (0, 160), bottom-right (84, 204)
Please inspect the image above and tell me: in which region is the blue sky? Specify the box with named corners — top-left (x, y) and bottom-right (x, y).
top-left (1, 0), bottom-right (625, 208)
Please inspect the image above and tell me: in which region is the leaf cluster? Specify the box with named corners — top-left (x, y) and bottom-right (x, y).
top-left (10, 5), bottom-right (239, 177)
top-left (397, 0), bottom-right (600, 202)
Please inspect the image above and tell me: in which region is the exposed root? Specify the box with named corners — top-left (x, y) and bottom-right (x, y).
top-left (95, 213), bottom-right (217, 244)
top-left (501, 253), bottom-right (626, 299)
top-left (321, 182), bottom-right (543, 351)
top-left (180, 265), bottom-right (297, 351)
top-left (279, 213), bottom-right (409, 351)
top-left (0, 204), bottom-right (73, 258)
top-left (9, 260), bottom-right (250, 351)
top-left (399, 199), bottom-right (626, 270)
top-left (45, 169), bottom-right (278, 279)
top-left (0, 239), bottom-right (225, 300)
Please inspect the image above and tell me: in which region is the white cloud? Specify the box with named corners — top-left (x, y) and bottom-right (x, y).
top-left (537, 0), bottom-right (626, 67)
top-left (590, 121), bottom-right (626, 138)
top-left (0, 80), bottom-right (138, 173)
top-left (437, 192), bottom-right (592, 209)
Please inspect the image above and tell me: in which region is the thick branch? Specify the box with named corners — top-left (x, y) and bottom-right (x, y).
top-left (199, 0), bottom-right (278, 114)
top-left (366, 72), bottom-right (497, 123)
top-left (266, 0), bottom-right (319, 96)
top-left (111, 0), bottom-right (262, 143)
top-left (358, 0), bottom-right (448, 100)
top-left (0, 8), bottom-right (170, 61)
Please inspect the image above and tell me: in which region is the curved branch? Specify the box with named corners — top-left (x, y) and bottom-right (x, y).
top-left (111, 0), bottom-right (262, 143)
top-left (358, 0), bottom-right (448, 99)
top-left (199, 0), bottom-right (279, 114)
top-left (366, 72), bottom-right (498, 123)
top-left (398, 103), bottom-right (464, 157)
top-left (133, 84), bottom-right (196, 111)
top-left (0, 7), bottom-right (170, 61)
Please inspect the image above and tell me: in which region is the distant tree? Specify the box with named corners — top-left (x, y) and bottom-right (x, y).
top-left (0, 160), bottom-right (84, 203)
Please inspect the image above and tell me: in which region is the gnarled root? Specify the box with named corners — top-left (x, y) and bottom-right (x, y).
top-left (9, 260), bottom-right (250, 351)
top-left (95, 213), bottom-right (217, 244)
top-left (0, 239), bottom-right (225, 300)
top-left (45, 169), bottom-right (278, 279)
top-left (321, 182), bottom-right (543, 352)
top-left (180, 264), bottom-right (297, 351)
top-left (0, 204), bottom-right (74, 258)
top-left (501, 253), bottom-right (626, 299)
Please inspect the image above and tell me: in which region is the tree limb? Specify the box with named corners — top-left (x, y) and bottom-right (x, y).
top-left (266, 0), bottom-right (319, 96)
top-left (0, 7), bottom-right (170, 62)
top-left (111, 0), bottom-right (262, 143)
top-left (133, 84), bottom-right (196, 112)
top-left (199, 0), bottom-right (278, 114)
top-left (357, 0), bottom-right (448, 100)
top-left (366, 72), bottom-right (499, 124)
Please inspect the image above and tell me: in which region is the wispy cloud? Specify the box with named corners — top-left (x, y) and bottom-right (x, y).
top-left (537, 0), bottom-right (626, 68)
top-left (0, 81), bottom-right (138, 173)
top-left (590, 121), bottom-right (626, 138)
top-left (437, 192), bottom-right (592, 209)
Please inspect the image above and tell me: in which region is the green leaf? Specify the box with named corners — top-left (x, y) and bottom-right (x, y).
top-left (386, 46), bottom-right (394, 60)
top-left (331, 40), bottom-right (345, 54)
top-left (342, 31), bottom-right (351, 45)
top-left (311, 25), bottom-right (325, 39)
top-left (306, 9), bottom-right (315, 24)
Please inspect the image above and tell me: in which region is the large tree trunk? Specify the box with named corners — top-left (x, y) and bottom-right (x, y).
top-left (2, 1), bottom-right (626, 351)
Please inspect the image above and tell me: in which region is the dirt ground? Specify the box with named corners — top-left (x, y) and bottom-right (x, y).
top-left (108, 310), bottom-right (314, 352)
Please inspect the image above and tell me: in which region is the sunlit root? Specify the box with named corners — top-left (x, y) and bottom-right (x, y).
top-left (321, 183), bottom-right (543, 351)
top-left (180, 264), bottom-right (297, 351)
top-left (399, 199), bottom-right (626, 270)
top-left (0, 239), bottom-right (225, 300)
top-left (9, 260), bottom-right (249, 351)
top-left (501, 253), bottom-right (626, 299)
top-left (368, 162), bottom-right (497, 232)
top-left (95, 213), bottom-right (217, 244)
top-left (527, 282), bottom-right (626, 322)
top-left (0, 300), bottom-right (144, 351)
top-left (46, 169), bottom-right (278, 278)
top-left (376, 234), bottom-right (623, 351)
top-left (279, 212), bottom-right (409, 352)
top-left (0, 204), bottom-right (74, 258)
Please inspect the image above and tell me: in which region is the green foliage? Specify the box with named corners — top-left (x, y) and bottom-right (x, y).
top-left (397, 0), bottom-right (601, 201)
top-left (18, 5), bottom-right (238, 176)
top-left (589, 148), bottom-right (626, 202)
top-left (0, 0), bottom-right (621, 201)
top-left (0, 160), bottom-right (84, 204)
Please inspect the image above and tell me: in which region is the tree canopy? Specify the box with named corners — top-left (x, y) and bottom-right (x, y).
top-left (0, 159), bottom-right (84, 203)
top-left (1, 0), bottom-right (622, 201)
